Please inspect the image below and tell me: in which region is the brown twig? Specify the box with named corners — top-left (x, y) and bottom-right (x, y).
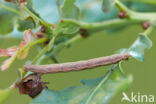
top-left (24, 53), bottom-right (130, 74)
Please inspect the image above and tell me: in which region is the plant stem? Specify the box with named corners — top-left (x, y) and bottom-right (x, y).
top-left (143, 26), bottom-right (153, 36)
top-left (40, 34), bottom-right (82, 63)
top-left (23, 7), bottom-right (52, 27)
top-left (122, 0), bottom-right (156, 5)
top-left (65, 35), bottom-right (82, 45)
top-left (32, 46), bottom-right (49, 64)
top-left (0, 4), bottom-right (19, 14)
top-left (63, 19), bottom-right (144, 29)
top-left (18, 38), bottom-right (48, 55)
top-left (5, 38), bottom-right (48, 70)
top-left (115, 0), bottom-right (156, 21)
top-left (57, 0), bottom-right (62, 18)
top-left (24, 53), bottom-right (130, 73)
top-left (115, 0), bottom-right (129, 12)
top-left (48, 36), bottom-right (56, 51)
top-left (32, 36), bottom-right (56, 64)
top-left (86, 64), bottom-right (118, 104)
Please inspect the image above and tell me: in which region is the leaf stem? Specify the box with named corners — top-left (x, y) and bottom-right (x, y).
top-left (32, 36), bottom-right (56, 64)
top-left (18, 38), bottom-right (48, 55)
top-left (0, 4), bottom-right (19, 14)
top-left (23, 7), bottom-right (52, 27)
top-left (86, 64), bottom-right (118, 104)
top-left (57, 0), bottom-right (62, 18)
top-left (63, 19), bottom-right (144, 29)
top-left (115, 0), bottom-right (156, 21)
top-left (143, 26), bottom-right (153, 36)
top-left (40, 34), bottom-right (82, 63)
top-left (121, 0), bottom-right (156, 5)
top-left (64, 35), bottom-right (82, 45)
top-left (6, 38), bottom-right (48, 69)
top-left (115, 0), bottom-right (129, 12)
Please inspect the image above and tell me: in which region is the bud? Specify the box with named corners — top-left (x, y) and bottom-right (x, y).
top-left (19, 0), bottom-right (26, 3)
top-left (40, 26), bottom-right (47, 33)
top-left (142, 21), bottom-right (150, 30)
top-left (80, 28), bottom-right (89, 38)
top-left (5, 0), bottom-right (16, 2)
top-left (16, 73), bottom-right (48, 98)
top-left (36, 32), bottom-right (45, 38)
top-left (118, 11), bottom-right (127, 19)
top-left (19, 0), bottom-right (27, 6)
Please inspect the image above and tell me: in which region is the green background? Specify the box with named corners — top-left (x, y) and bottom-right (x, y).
top-left (0, 25), bottom-right (156, 104)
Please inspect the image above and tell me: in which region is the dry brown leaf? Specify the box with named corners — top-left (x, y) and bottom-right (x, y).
top-left (23, 29), bottom-right (34, 44)
top-left (0, 29), bottom-right (34, 70)
top-left (0, 47), bottom-right (17, 57)
top-left (18, 29), bottom-right (34, 59)
top-left (1, 51), bottom-right (17, 71)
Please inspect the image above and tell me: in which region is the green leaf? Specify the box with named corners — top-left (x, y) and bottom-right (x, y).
top-left (61, 0), bottom-right (80, 19)
top-left (54, 21), bottom-right (80, 45)
top-left (0, 88), bottom-right (13, 103)
top-left (63, 24), bottom-right (80, 35)
top-left (0, 1), bottom-right (18, 35)
top-left (31, 64), bottom-right (132, 104)
top-left (54, 21), bottom-right (80, 35)
top-left (102, 0), bottom-right (115, 12)
top-left (129, 10), bottom-right (156, 21)
top-left (129, 34), bottom-right (152, 61)
top-left (0, 0), bottom-right (40, 35)
top-left (33, 0), bottom-right (59, 23)
top-left (17, 17), bottom-right (35, 31)
top-left (18, 0), bottom-right (39, 31)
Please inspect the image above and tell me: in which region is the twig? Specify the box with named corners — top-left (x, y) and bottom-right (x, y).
top-left (115, 0), bottom-right (156, 21)
top-left (144, 26), bottom-right (153, 36)
top-left (24, 53), bottom-right (130, 73)
top-left (0, 4), bottom-right (19, 14)
top-left (57, 0), bottom-right (62, 18)
top-left (121, 0), bottom-right (156, 5)
top-left (32, 36), bottom-right (56, 64)
top-left (86, 64), bottom-right (118, 104)
top-left (23, 7), bottom-right (52, 27)
top-left (63, 19), bottom-right (144, 30)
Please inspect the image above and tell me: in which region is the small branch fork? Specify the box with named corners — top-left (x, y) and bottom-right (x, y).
top-left (24, 53), bottom-right (130, 74)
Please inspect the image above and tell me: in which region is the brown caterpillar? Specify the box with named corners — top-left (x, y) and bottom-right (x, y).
top-left (24, 53), bottom-right (130, 74)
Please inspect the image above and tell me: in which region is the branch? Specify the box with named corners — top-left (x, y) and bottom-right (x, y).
top-left (63, 19), bottom-right (144, 30)
top-left (121, 0), bottom-right (156, 5)
top-left (115, 0), bottom-right (156, 21)
top-left (24, 53), bottom-right (130, 73)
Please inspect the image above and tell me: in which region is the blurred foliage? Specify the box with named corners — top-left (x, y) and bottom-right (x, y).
top-left (0, 88), bottom-right (13, 103)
